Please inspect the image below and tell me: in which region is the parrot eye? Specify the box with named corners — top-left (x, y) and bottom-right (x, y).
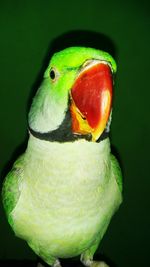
top-left (49, 68), bottom-right (59, 82)
top-left (50, 69), bottom-right (55, 80)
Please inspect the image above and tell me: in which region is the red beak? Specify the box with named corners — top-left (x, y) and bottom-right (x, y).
top-left (70, 62), bottom-right (113, 141)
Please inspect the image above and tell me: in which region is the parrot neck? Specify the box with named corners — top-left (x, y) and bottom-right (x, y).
top-left (28, 109), bottom-right (109, 143)
top-left (26, 133), bottom-right (111, 160)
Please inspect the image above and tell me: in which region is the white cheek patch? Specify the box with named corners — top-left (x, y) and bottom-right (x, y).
top-left (29, 80), bottom-right (68, 133)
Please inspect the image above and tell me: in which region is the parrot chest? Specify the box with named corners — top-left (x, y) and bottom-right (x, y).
top-left (12, 137), bottom-right (113, 257)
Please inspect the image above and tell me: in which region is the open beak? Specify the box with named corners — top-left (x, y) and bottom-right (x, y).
top-left (70, 60), bottom-right (113, 141)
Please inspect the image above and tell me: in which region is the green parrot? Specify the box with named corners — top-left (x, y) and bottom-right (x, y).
top-left (2, 47), bottom-right (123, 267)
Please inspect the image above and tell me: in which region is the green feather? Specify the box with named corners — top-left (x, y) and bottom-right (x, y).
top-left (2, 155), bottom-right (24, 226)
top-left (111, 154), bottom-right (123, 193)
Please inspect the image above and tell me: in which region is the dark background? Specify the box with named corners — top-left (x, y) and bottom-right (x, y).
top-left (0, 1), bottom-right (150, 267)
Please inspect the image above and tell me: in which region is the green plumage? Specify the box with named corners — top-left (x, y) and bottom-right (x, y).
top-left (2, 47), bottom-right (122, 267)
top-left (2, 155), bottom-right (24, 225)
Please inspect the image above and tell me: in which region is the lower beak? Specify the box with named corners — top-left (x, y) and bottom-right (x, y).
top-left (70, 62), bottom-right (113, 141)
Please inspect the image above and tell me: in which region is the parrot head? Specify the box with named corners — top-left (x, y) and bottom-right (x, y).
top-left (28, 47), bottom-right (116, 142)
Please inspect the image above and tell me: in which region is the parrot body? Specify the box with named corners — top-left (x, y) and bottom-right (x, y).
top-left (2, 47), bottom-right (122, 267)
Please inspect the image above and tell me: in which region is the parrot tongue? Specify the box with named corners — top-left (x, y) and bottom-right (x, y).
top-left (70, 61), bottom-right (113, 141)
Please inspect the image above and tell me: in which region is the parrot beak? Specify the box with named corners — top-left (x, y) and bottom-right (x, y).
top-left (70, 60), bottom-right (113, 141)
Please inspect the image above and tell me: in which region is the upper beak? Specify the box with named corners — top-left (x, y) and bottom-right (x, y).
top-left (70, 60), bottom-right (113, 141)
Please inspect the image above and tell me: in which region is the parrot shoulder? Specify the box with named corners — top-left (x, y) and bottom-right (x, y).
top-left (110, 154), bottom-right (123, 193)
top-left (2, 154), bottom-right (24, 226)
